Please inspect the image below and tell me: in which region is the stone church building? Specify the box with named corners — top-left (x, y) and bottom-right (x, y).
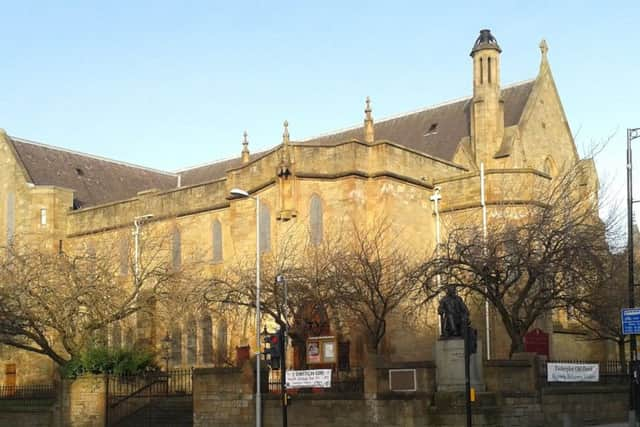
top-left (0, 30), bottom-right (607, 385)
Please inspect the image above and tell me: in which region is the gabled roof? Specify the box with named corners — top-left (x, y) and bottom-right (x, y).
top-left (6, 79), bottom-right (535, 208)
top-left (300, 80), bottom-right (535, 162)
top-left (10, 137), bottom-right (178, 208)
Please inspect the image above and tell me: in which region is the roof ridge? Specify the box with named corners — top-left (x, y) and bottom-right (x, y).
top-left (10, 136), bottom-right (177, 177)
top-left (299, 78), bottom-right (535, 142)
top-left (174, 147), bottom-right (275, 173)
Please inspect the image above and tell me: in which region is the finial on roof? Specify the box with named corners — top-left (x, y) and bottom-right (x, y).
top-left (241, 130), bottom-right (250, 163)
top-left (364, 96), bottom-right (375, 144)
top-left (282, 120), bottom-right (290, 146)
top-left (539, 39), bottom-right (549, 58)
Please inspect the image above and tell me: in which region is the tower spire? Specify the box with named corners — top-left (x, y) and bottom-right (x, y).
top-left (364, 96), bottom-right (375, 144)
top-left (241, 130), bottom-right (250, 163)
top-left (469, 29), bottom-right (504, 166)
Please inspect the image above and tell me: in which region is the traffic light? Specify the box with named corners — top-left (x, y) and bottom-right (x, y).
top-left (263, 329), bottom-right (283, 370)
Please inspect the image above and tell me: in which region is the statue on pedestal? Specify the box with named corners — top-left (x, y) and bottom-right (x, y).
top-left (438, 285), bottom-right (469, 338)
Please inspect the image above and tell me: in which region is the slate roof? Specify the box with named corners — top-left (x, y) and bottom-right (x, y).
top-left (10, 137), bottom-right (178, 209)
top-left (177, 149), bottom-right (275, 188)
top-left (300, 80), bottom-right (535, 162)
top-left (6, 79), bottom-right (535, 208)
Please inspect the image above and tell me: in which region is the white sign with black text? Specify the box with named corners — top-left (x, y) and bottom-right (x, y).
top-left (285, 369), bottom-right (332, 389)
top-left (547, 363), bottom-right (599, 382)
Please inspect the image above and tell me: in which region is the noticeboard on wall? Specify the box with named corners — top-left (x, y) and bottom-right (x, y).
top-left (306, 336), bottom-right (337, 365)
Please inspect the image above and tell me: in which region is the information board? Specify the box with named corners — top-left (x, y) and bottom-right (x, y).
top-left (285, 369), bottom-right (332, 389)
top-left (547, 363), bottom-right (599, 382)
top-left (622, 308), bottom-right (640, 335)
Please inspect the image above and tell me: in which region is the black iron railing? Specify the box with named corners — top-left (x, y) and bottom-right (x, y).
top-left (268, 367), bottom-right (364, 394)
top-left (106, 369), bottom-right (192, 426)
top-left (0, 384), bottom-right (56, 400)
top-left (538, 360), bottom-right (628, 386)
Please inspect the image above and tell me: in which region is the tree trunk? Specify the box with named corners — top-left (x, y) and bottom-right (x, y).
top-left (509, 334), bottom-right (525, 359)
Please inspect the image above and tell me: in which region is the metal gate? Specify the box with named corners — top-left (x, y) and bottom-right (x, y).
top-left (106, 369), bottom-right (192, 426)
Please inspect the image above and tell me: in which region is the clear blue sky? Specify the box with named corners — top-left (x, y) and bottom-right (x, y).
top-left (1, 1), bottom-right (638, 208)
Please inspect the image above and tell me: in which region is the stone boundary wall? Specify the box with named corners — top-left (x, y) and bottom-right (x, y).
top-left (0, 401), bottom-right (56, 427)
top-left (193, 366), bottom-right (254, 427)
top-left (192, 364), bottom-right (629, 427)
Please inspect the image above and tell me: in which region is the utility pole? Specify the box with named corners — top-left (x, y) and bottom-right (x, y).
top-left (627, 128), bottom-right (640, 426)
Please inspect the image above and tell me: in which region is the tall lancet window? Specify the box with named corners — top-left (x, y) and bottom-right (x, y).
top-left (310, 194), bottom-right (323, 245)
top-left (172, 228), bottom-right (181, 269)
top-left (212, 220), bottom-right (223, 263)
top-left (200, 314), bottom-right (213, 364)
top-left (186, 317), bottom-right (196, 365)
top-left (171, 325), bottom-right (183, 366)
top-left (259, 202), bottom-right (271, 253)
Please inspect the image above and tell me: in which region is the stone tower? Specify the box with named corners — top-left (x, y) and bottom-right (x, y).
top-left (470, 29), bottom-right (505, 167)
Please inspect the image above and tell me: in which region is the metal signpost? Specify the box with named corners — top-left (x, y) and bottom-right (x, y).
top-left (622, 307), bottom-right (640, 426)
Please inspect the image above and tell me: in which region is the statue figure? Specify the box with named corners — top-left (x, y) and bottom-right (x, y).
top-left (438, 286), bottom-right (469, 338)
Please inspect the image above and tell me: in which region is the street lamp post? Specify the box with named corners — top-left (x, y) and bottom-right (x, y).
top-left (230, 188), bottom-right (262, 427)
top-left (276, 274), bottom-right (288, 427)
top-left (627, 128), bottom-right (640, 425)
top-left (161, 332), bottom-right (172, 373)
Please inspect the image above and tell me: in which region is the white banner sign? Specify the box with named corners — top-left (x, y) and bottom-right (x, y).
top-left (547, 363), bottom-right (599, 382)
top-left (285, 369), bottom-right (332, 389)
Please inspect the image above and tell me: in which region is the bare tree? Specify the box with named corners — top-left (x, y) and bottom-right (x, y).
top-left (0, 231), bottom-right (180, 367)
top-left (573, 250), bottom-right (629, 367)
top-left (423, 163), bottom-right (612, 357)
top-left (324, 219), bottom-right (428, 355)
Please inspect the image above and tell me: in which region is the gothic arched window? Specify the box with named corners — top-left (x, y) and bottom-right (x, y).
top-left (216, 319), bottom-right (228, 365)
top-left (171, 325), bottom-right (183, 366)
top-left (200, 315), bottom-right (213, 364)
top-left (310, 194), bottom-right (323, 245)
top-left (212, 220), bottom-right (223, 263)
top-left (186, 317), bottom-right (197, 365)
top-left (259, 202), bottom-right (271, 253)
top-left (110, 323), bottom-right (121, 349)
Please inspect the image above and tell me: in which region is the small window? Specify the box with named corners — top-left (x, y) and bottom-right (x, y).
top-left (40, 208), bottom-right (47, 226)
top-left (425, 123), bottom-right (438, 136)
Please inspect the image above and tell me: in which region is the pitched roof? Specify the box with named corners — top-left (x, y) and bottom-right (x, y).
top-left (177, 149), bottom-right (274, 187)
top-left (10, 137), bottom-right (178, 208)
top-left (300, 80), bottom-right (535, 161)
top-left (6, 80), bottom-right (535, 208)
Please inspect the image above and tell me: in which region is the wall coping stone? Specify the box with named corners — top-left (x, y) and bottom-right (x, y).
top-left (376, 360), bottom-right (435, 369)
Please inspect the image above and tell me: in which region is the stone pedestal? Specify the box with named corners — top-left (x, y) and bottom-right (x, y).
top-left (434, 338), bottom-right (485, 392)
